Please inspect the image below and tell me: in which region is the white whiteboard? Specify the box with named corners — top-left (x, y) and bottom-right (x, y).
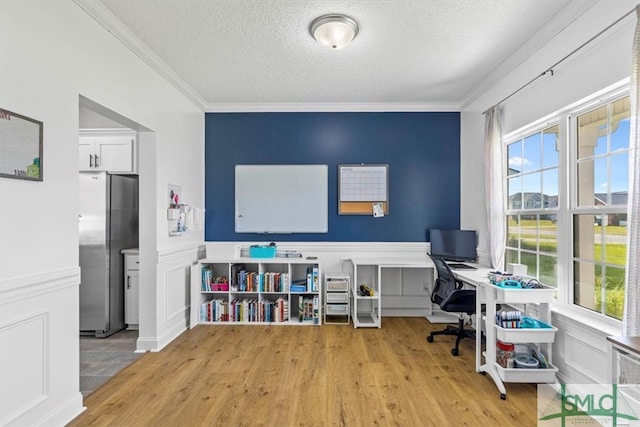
top-left (235, 165), bottom-right (328, 233)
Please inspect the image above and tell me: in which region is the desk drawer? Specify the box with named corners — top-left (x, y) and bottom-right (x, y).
top-left (326, 293), bottom-right (349, 303)
top-left (325, 304), bottom-right (349, 315)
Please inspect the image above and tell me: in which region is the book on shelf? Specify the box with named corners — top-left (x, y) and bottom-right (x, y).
top-left (312, 266), bottom-right (319, 292)
top-left (298, 295), bottom-right (304, 322)
top-left (313, 295), bottom-right (319, 324)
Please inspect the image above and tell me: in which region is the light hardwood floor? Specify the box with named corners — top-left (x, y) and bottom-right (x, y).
top-left (69, 318), bottom-right (538, 426)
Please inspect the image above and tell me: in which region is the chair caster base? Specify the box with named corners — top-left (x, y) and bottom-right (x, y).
top-left (426, 335), bottom-right (434, 343)
top-left (500, 393), bottom-right (507, 400)
top-left (451, 348), bottom-right (459, 356)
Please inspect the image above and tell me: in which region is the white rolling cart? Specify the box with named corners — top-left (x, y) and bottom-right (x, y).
top-left (477, 279), bottom-right (558, 400)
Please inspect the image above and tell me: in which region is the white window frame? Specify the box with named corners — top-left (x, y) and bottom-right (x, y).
top-left (502, 80), bottom-right (629, 329)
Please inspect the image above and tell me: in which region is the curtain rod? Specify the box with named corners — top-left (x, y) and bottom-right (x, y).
top-left (483, 6), bottom-right (637, 114)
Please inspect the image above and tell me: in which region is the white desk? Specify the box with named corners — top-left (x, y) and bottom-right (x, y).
top-left (344, 257), bottom-right (434, 328)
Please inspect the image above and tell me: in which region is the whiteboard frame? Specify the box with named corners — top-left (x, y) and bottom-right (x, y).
top-left (235, 165), bottom-right (328, 233)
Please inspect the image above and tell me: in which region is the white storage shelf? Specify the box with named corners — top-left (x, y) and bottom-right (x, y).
top-left (191, 258), bottom-right (321, 327)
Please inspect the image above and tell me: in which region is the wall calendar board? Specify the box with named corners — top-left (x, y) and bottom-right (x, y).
top-left (0, 108), bottom-right (43, 181)
top-left (338, 164), bottom-right (389, 215)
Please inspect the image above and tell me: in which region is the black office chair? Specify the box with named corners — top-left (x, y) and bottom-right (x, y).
top-left (426, 254), bottom-right (476, 356)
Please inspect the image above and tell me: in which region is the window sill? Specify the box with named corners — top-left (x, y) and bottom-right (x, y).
top-left (550, 303), bottom-right (622, 337)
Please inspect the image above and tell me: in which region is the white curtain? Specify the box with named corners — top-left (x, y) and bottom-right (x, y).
top-left (624, 5), bottom-right (640, 337)
top-left (484, 105), bottom-right (505, 270)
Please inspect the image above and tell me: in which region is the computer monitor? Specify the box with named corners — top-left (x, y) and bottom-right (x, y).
top-left (428, 229), bottom-right (477, 263)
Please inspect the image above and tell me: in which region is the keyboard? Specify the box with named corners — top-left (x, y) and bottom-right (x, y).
top-left (448, 263), bottom-right (478, 270)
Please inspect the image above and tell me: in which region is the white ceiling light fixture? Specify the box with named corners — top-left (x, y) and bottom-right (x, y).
top-left (310, 14), bottom-right (359, 50)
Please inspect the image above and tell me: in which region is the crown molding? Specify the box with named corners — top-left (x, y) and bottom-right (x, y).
top-left (204, 101), bottom-right (461, 113)
top-left (73, 0), bottom-right (207, 111)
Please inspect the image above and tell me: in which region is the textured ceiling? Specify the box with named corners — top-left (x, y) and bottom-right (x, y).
top-left (83, 0), bottom-right (578, 111)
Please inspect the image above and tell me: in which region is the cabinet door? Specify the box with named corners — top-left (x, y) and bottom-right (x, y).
top-left (95, 137), bottom-right (133, 172)
top-left (79, 138), bottom-right (95, 171)
top-left (125, 270), bottom-right (140, 326)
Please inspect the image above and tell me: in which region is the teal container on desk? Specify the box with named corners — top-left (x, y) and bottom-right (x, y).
top-left (249, 245), bottom-right (276, 258)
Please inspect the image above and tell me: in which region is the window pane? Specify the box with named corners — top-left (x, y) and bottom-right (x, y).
top-left (610, 153), bottom-right (629, 198)
top-left (508, 176), bottom-right (522, 209)
top-left (521, 251), bottom-right (538, 278)
top-left (578, 105), bottom-right (607, 158)
top-left (542, 169), bottom-right (558, 206)
top-left (507, 215), bottom-right (520, 248)
top-left (602, 266), bottom-right (625, 320)
top-left (506, 249), bottom-right (519, 265)
top-left (539, 215), bottom-right (557, 254)
top-left (542, 125), bottom-right (559, 168)
top-left (520, 215), bottom-right (538, 251)
top-left (539, 254), bottom-right (557, 287)
top-left (523, 133), bottom-right (541, 172)
top-left (578, 158), bottom-right (607, 206)
top-left (573, 260), bottom-right (597, 312)
top-left (522, 172), bottom-right (542, 207)
top-left (573, 214), bottom-right (600, 260)
top-left (507, 141), bottom-right (523, 175)
top-left (610, 97), bottom-right (630, 152)
top-left (602, 213), bottom-right (627, 266)
top-left (573, 262), bottom-right (625, 320)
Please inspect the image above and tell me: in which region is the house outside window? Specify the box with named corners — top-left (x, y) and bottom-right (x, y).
top-left (572, 96), bottom-right (629, 320)
top-left (504, 89), bottom-right (630, 321)
top-left (506, 125), bottom-right (559, 287)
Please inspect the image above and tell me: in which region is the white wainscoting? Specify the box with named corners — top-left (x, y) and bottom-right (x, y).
top-left (138, 243), bottom-right (200, 352)
top-left (0, 267), bottom-right (84, 427)
top-left (551, 311), bottom-right (614, 385)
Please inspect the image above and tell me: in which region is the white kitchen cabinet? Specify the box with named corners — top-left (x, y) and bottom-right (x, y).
top-left (79, 134), bottom-right (136, 173)
top-left (123, 251), bottom-right (139, 329)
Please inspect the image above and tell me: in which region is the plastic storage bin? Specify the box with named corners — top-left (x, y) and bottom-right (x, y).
top-left (249, 245), bottom-right (276, 258)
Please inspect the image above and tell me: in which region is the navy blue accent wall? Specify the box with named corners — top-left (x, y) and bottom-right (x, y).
top-left (204, 112), bottom-right (460, 242)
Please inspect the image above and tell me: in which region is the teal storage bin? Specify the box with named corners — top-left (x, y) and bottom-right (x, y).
top-left (249, 245), bottom-right (276, 258)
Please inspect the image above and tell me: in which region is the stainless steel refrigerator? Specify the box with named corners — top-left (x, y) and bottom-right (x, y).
top-left (79, 172), bottom-right (138, 337)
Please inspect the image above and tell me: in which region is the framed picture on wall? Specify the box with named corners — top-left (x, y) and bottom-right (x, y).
top-left (0, 108), bottom-right (43, 181)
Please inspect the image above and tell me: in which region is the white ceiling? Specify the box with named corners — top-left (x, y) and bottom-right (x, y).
top-left (77, 0), bottom-right (584, 111)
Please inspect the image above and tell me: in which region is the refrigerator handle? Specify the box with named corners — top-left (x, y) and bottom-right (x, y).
top-left (89, 154), bottom-right (93, 168)
top-left (127, 275), bottom-right (131, 289)
top-left (95, 154), bottom-right (99, 167)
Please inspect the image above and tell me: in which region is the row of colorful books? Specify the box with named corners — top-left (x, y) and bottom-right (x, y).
top-left (200, 298), bottom-right (229, 322)
top-left (201, 297), bottom-right (290, 323)
top-left (231, 270), bottom-right (291, 292)
top-left (230, 297), bottom-right (290, 322)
